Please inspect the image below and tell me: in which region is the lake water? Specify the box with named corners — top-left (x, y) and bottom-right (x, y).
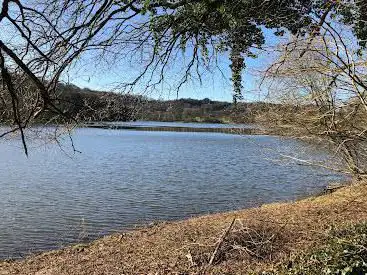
top-left (0, 123), bottom-right (344, 259)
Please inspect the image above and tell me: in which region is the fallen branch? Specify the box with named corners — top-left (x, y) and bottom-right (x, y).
top-left (207, 218), bottom-right (236, 266)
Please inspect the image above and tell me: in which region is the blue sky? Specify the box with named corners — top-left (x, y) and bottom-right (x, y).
top-left (65, 30), bottom-right (281, 102)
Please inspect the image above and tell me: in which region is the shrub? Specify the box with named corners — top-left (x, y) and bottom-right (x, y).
top-left (270, 223), bottom-right (367, 275)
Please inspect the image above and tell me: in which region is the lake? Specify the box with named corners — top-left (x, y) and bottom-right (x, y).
top-left (0, 123), bottom-right (344, 259)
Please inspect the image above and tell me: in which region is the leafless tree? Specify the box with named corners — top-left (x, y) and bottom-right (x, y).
top-left (0, 0), bottom-right (177, 153)
top-left (263, 13), bottom-right (367, 177)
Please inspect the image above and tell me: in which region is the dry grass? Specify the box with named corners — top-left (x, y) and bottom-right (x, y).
top-left (1, 181), bottom-right (367, 275)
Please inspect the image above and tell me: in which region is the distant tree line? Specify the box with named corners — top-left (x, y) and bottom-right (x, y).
top-left (48, 86), bottom-right (306, 125)
top-left (139, 98), bottom-right (278, 124)
top-left (0, 80), bottom-right (285, 125)
top-left (0, 82), bottom-right (143, 124)
top-left (53, 84), bottom-right (143, 123)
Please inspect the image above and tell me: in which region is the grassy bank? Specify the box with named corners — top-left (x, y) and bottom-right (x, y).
top-left (1, 182), bottom-right (367, 275)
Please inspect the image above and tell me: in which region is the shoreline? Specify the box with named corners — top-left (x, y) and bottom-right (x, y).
top-left (84, 124), bottom-right (264, 135)
top-left (1, 180), bottom-right (365, 274)
top-left (0, 182), bottom-right (343, 261)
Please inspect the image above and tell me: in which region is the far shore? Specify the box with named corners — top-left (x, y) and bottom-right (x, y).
top-left (85, 123), bottom-right (262, 135)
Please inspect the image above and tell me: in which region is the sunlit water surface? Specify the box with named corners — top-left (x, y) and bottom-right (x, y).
top-left (0, 124), bottom-right (344, 258)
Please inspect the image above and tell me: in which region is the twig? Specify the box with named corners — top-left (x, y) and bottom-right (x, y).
top-left (185, 251), bottom-right (196, 267)
top-left (207, 218), bottom-right (236, 266)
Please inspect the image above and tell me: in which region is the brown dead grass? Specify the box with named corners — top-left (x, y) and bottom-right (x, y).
top-left (1, 182), bottom-right (367, 275)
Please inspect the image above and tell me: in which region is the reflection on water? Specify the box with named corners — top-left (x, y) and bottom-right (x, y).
top-left (0, 125), bottom-right (344, 259)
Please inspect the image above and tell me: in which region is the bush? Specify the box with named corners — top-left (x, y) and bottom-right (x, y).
top-left (269, 223), bottom-right (367, 275)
